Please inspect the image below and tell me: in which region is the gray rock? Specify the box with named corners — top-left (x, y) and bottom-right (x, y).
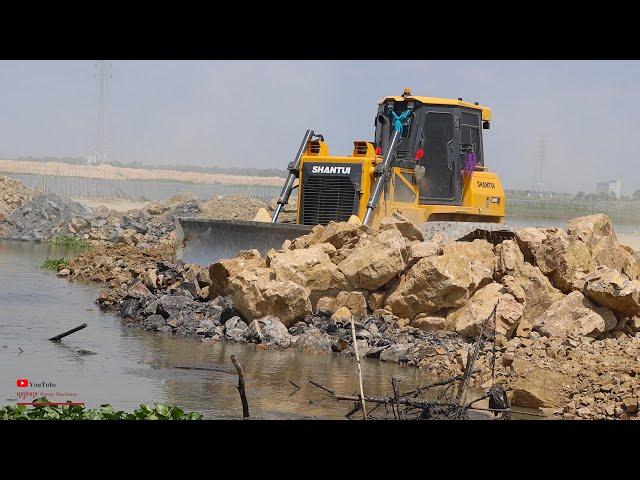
top-left (379, 343), bottom-right (413, 363)
top-left (224, 316), bottom-right (248, 340)
top-left (247, 316), bottom-right (291, 346)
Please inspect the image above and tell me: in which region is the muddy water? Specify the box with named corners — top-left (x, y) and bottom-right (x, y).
top-left (0, 240), bottom-right (449, 419)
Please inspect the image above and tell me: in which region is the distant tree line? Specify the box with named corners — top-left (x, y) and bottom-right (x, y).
top-left (14, 156), bottom-right (288, 178)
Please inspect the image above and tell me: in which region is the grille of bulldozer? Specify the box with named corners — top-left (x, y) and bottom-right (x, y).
top-left (301, 176), bottom-right (357, 225)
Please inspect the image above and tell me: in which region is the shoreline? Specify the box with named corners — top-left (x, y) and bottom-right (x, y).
top-left (3, 175), bottom-right (640, 419)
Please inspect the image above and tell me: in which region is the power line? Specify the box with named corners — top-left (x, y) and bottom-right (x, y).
top-left (88, 60), bottom-right (112, 165)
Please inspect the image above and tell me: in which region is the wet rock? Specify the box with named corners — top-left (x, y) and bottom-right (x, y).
top-left (246, 316), bottom-right (291, 346)
top-left (379, 343), bottom-right (412, 363)
top-left (57, 268), bottom-right (70, 277)
top-left (145, 314), bottom-right (166, 330)
top-left (224, 316), bottom-right (248, 340)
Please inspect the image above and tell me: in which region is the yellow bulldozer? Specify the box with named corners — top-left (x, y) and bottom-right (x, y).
top-left (176, 89), bottom-right (511, 264)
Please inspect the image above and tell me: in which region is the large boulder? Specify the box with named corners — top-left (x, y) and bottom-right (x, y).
top-left (333, 290), bottom-right (368, 318)
top-left (269, 243), bottom-right (348, 299)
top-left (509, 359), bottom-right (569, 409)
top-left (384, 239), bottom-right (495, 319)
top-left (582, 267), bottom-right (640, 318)
top-left (568, 215), bottom-right (640, 281)
top-left (337, 228), bottom-right (407, 291)
top-left (378, 212), bottom-right (424, 241)
top-left (406, 239), bottom-right (442, 267)
top-left (229, 269), bottom-right (312, 327)
top-left (533, 290), bottom-right (617, 338)
top-left (517, 227), bottom-right (592, 293)
top-left (208, 249), bottom-right (266, 298)
top-left (291, 221), bottom-right (366, 250)
top-left (246, 316), bottom-right (291, 346)
top-left (446, 282), bottom-right (523, 339)
top-left (495, 239), bottom-right (525, 278)
top-left (503, 263), bottom-right (564, 327)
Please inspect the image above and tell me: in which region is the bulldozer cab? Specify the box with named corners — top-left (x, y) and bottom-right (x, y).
top-left (374, 94), bottom-right (490, 206)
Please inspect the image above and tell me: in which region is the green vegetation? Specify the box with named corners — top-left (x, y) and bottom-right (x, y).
top-left (0, 398), bottom-right (203, 420)
top-left (48, 235), bottom-right (91, 249)
top-left (40, 258), bottom-right (68, 270)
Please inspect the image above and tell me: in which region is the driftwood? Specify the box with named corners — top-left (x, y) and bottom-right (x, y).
top-left (49, 323), bottom-right (87, 342)
top-left (230, 355), bottom-right (249, 419)
top-left (349, 317), bottom-right (367, 419)
top-left (173, 365), bottom-right (236, 375)
top-left (307, 304), bottom-right (513, 420)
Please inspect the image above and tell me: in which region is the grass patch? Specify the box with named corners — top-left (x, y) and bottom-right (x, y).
top-left (41, 258), bottom-right (68, 270)
top-left (0, 397), bottom-right (203, 420)
top-left (48, 235), bottom-right (91, 249)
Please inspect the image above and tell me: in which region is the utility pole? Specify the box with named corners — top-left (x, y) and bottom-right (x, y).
top-left (88, 60), bottom-right (111, 165)
top-left (535, 137), bottom-right (545, 197)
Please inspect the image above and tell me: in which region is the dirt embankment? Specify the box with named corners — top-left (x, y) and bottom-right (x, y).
top-left (0, 159), bottom-right (285, 186)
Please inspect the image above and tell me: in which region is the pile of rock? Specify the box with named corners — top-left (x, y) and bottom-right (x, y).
top-left (208, 213), bottom-right (640, 344)
top-left (0, 176), bottom-right (33, 232)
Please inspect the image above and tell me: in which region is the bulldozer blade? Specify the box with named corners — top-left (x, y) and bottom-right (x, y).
top-left (175, 218), bottom-right (313, 265)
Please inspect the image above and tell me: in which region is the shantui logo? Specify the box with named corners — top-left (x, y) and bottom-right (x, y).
top-left (311, 165), bottom-right (351, 175)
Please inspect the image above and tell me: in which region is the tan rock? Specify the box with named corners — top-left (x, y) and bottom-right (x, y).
top-left (270, 243), bottom-right (348, 300)
top-left (142, 268), bottom-right (158, 290)
top-left (367, 290), bottom-right (387, 311)
top-left (447, 283), bottom-right (523, 338)
top-left (337, 228), bottom-right (406, 291)
top-left (331, 306), bottom-right (352, 324)
top-left (509, 361), bottom-right (569, 408)
top-left (385, 239), bottom-right (494, 319)
top-left (582, 267), bottom-right (640, 318)
top-left (253, 207), bottom-right (271, 222)
top-left (411, 314), bottom-right (448, 332)
top-left (406, 239), bottom-right (442, 266)
top-left (378, 212), bottom-right (424, 241)
top-left (315, 296), bottom-right (336, 316)
top-left (347, 215), bottom-right (361, 225)
top-left (208, 249), bottom-right (266, 298)
top-left (501, 275), bottom-right (526, 303)
top-left (334, 291), bottom-right (368, 318)
top-left (534, 291), bottom-right (617, 338)
top-left (495, 239), bottom-right (524, 278)
top-left (229, 269), bottom-right (312, 327)
top-left (507, 263), bottom-right (564, 326)
top-left (294, 221), bottom-right (366, 250)
top-left (183, 263), bottom-right (211, 286)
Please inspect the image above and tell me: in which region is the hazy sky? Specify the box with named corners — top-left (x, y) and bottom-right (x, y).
top-left (0, 60), bottom-right (638, 194)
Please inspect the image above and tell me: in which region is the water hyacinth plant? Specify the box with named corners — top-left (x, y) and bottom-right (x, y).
top-left (0, 398), bottom-right (203, 420)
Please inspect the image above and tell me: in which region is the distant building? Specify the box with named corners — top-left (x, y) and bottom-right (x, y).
top-left (596, 180), bottom-right (621, 199)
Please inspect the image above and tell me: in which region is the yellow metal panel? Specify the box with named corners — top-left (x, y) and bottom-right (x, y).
top-left (378, 95), bottom-right (491, 121)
